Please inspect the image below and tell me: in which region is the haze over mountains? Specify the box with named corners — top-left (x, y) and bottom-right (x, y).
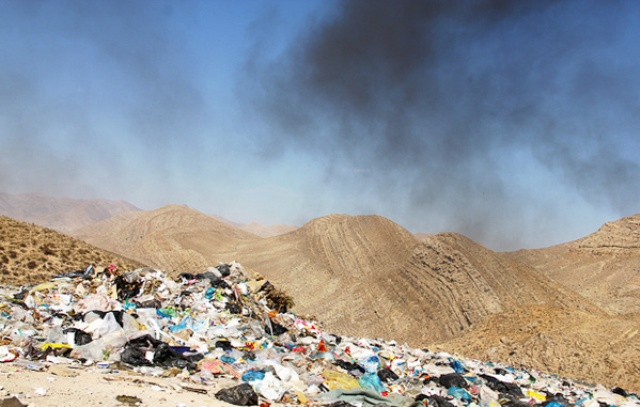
top-left (1, 192), bottom-right (640, 391)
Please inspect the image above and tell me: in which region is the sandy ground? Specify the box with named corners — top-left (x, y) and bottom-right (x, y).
top-left (0, 362), bottom-right (241, 407)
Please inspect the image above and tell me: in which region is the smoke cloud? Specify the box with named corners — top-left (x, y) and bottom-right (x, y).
top-left (0, 0), bottom-right (205, 202)
top-left (245, 0), bottom-right (640, 249)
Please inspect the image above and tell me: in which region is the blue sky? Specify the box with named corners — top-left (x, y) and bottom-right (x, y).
top-left (1, 0), bottom-right (639, 251)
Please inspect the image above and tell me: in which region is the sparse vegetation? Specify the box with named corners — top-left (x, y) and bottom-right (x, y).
top-left (40, 243), bottom-right (56, 256)
top-left (0, 215), bottom-right (144, 284)
top-left (261, 284), bottom-right (296, 313)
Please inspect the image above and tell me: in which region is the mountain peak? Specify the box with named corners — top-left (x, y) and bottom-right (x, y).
top-left (578, 213), bottom-right (640, 250)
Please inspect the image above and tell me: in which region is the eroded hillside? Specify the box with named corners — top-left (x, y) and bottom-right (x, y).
top-left (508, 214), bottom-right (640, 313)
top-left (0, 192), bottom-right (139, 233)
top-left (73, 204), bottom-right (259, 273)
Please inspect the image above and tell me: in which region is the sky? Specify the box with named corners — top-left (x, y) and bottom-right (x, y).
top-left (1, 0), bottom-right (639, 251)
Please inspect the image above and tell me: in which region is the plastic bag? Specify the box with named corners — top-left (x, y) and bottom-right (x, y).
top-left (448, 386), bottom-right (472, 402)
top-left (242, 370), bottom-right (266, 382)
top-left (358, 372), bottom-right (385, 393)
top-left (322, 369), bottom-right (361, 390)
top-left (439, 373), bottom-right (468, 389)
top-left (215, 383), bottom-right (258, 406)
top-left (120, 346), bottom-right (152, 366)
top-left (253, 372), bottom-right (285, 401)
top-left (377, 368), bottom-right (399, 383)
top-left (360, 355), bottom-right (380, 373)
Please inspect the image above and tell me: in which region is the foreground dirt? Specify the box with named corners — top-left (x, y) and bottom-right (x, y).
top-left (0, 363), bottom-right (235, 407)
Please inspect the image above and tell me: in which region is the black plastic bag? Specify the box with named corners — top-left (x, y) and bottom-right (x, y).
top-left (126, 334), bottom-right (164, 349)
top-left (266, 321), bottom-right (288, 336)
top-left (480, 374), bottom-right (524, 398)
top-left (215, 339), bottom-right (235, 350)
top-left (416, 394), bottom-right (455, 407)
top-left (114, 275), bottom-right (142, 300)
top-left (226, 302), bottom-right (242, 314)
top-left (377, 368), bottom-right (399, 383)
top-left (195, 271), bottom-right (219, 285)
top-left (211, 278), bottom-right (231, 289)
top-left (153, 343), bottom-right (194, 370)
top-left (178, 272), bottom-right (195, 281)
top-left (334, 359), bottom-right (365, 375)
top-left (121, 346), bottom-right (153, 366)
top-left (215, 383), bottom-right (258, 406)
top-left (216, 263), bottom-right (231, 277)
top-left (63, 328), bottom-right (92, 345)
top-left (439, 373), bottom-right (468, 389)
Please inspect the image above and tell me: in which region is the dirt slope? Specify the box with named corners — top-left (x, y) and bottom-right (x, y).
top-left (73, 204), bottom-right (259, 273)
top-left (0, 192), bottom-right (139, 233)
top-left (434, 304), bottom-right (640, 392)
top-left (507, 214), bottom-right (640, 314)
top-left (0, 215), bottom-right (143, 284)
top-left (387, 233), bottom-right (599, 343)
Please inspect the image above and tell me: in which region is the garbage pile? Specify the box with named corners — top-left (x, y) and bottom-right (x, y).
top-left (0, 262), bottom-right (638, 407)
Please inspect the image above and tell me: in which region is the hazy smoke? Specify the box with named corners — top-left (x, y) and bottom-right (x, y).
top-left (245, 0), bottom-right (640, 249)
top-left (0, 0), bottom-right (204, 201)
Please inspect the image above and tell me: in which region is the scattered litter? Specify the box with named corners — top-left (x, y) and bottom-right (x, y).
top-left (0, 261), bottom-right (638, 407)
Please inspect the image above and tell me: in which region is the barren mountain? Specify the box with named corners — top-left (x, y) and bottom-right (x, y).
top-left (0, 192), bottom-right (139, 233)
top-left (0, 215), bottom-right (143, 284)
top-left (73, 204), bottom-right (259, 273)
top-left (507, 214), bottom-right (640, 314)
top-left (227, 214), bottom-right (420, 341)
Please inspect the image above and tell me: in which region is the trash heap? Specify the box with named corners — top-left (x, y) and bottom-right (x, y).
top-left (0, 262), bottom-right (638, 407)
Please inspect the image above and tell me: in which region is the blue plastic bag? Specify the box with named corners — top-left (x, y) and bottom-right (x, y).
top-left (448, 386), bottom-right (472, 402)
top-left (451, 359), bottom-right (466, 374)
top-left (242, 370), bottom-right (266, 382)
top-left (360, 355), bottom-right (380, 373)
top-left (359, 372), bottom-right (385, 393)
top-left (205, 287), bottom-right (216, 300)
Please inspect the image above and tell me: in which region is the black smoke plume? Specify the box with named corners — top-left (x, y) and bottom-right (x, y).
top-left (244, 0), bottom-right (640, 250)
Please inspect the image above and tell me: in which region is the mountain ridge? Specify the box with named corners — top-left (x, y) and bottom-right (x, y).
top-left (0, 192), bottom-right (140, 233)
